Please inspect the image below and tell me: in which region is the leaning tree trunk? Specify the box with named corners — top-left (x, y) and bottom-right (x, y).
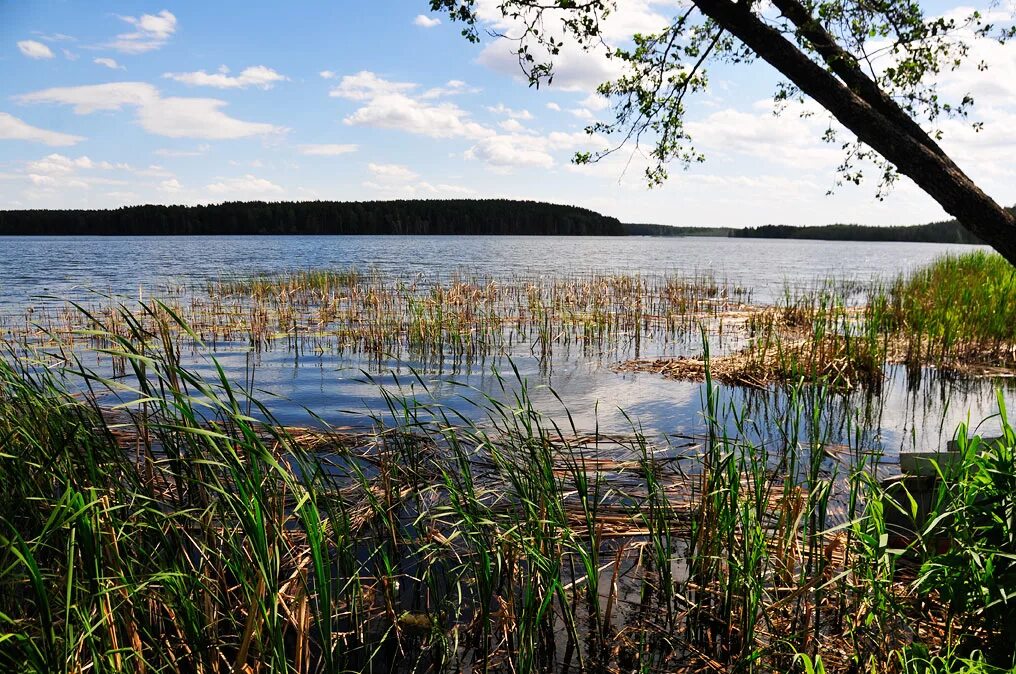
top-left (692, 0), bottom-right (1016, 264)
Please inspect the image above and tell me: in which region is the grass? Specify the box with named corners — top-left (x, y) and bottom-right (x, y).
top-left (6, 269), bottom-right (750, 373)
top-left (620, 252), bottom-right (1016, 391)
top-left (875, 251), bottom-right (1016, 372)
top-left (1, 299), bottom-right (1015, 673)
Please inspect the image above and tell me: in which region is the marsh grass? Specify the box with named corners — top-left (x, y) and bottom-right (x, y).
top-left (621, 252), bottom-right (1016, 392)
top-left (875, 251), bottom-right (1016, 373)
top-left (4, 269), bottom-right (752, 381)
top-left (1, 302), bottom-right (1014, 673)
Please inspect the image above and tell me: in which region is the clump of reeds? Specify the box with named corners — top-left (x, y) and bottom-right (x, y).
top-left (873, 251), bottom-right (1016, 373)
top-left (620, 288), bottom-right (886, 391)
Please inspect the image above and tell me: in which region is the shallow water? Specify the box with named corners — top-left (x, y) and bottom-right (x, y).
top-left (1, 234), bottom-right (1010, 455)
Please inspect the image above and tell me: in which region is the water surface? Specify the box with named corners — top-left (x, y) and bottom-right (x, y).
top-left (1, 235), bottom-right (1008, 457)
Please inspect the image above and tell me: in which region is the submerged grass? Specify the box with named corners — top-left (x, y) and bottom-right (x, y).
top-left (1, 302), bottom-right (1014, 672)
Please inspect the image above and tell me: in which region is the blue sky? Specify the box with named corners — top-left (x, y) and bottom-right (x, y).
top-left (1, 0), bottom-right (1013, 227)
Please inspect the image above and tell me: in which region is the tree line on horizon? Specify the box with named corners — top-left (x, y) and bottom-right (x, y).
top-left (729, 217), bottom-right (986, 244)
top-left (626, 216), bottom-right (989, 244)
top-left (0, 199), bottom-right (995, 244)
top-left (0, 200), bottom-right (625, 237)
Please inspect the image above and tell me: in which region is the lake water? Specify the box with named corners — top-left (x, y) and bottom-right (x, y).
top-left (1, 235), bottom-right (1010, 457)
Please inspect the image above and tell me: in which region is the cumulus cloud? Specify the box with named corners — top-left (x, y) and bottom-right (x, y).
top-left (685, 103), bottom-right (840, 169)
top-left (345, 95), bottom-right (492, 139)
top-left (16, 82), bottom-right (283, 140)
top-left (464, 128), bottom-right (604, 171)
top-left (473, 0), bottom-right (671, 92)
top-left (297, 143), bottom-right (358, 156)
top-left (420, 79), bottom-right (479, 99)
top-left (360, 161), bottom-right (476, 197)
top-left (164, 65), bottom-right (288, 90)
top-left (94, 57), bottom-right (125, 70)
top-left (17, 40), bottom-right (54, 59)
top-left (487, 103), bottom-right (533, 120)
top-left (319, 70), bottom-right (336, 80)
top-left (158, 178), bottom-right (182, 193)
top-left (26, 153), bottom-right (123, 174)
top-left (329, 71), bottom-right (416, 101)
top-left (107, 10), bottom-right (177, 54)
top-left (498, 118), bottom-right (527, 132)
top-left (0, 112), bottom-right (84, 146)
top-left (414, 14), bottom-right (441, 28)
top-left (20, 153), bottom-right (130, 192)
top-left (465, 135), bottom-right (554, 169)
top-left (334, 71), bottom-right (491, 139)
top-left (367, 162), bottom-right (418, 181)
top-left (206, 174), bottom-right (284, 197)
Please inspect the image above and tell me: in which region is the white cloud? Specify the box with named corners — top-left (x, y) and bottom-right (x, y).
top-left (685, 103), bottom-right (839, 168)
top-left (329, 71), bottom-right (416, 101)
top-left (466, 135), bottom-right (555, 169)
top-left (94, 57), bottom-right (125, 71)
top-left (297, 143), bottom-right (358, 156)
top-left (363, 179), bottom-right (476, 197)
top-left (206, 174), bottom-right (284, 198)
top-left (16, 82), bottom-right (283, 140)
top-left (344, 94), bottom-right (492, 139)
top-left (16, 82), bottom-right (160, 113)
top-left (487, 103), bottom-right (533, 120)
top-left (498, 118), bottom-right (527, 132)
top-left (334, 72), bottom-right (491, 139)
top-left (414, 14), bottom-right (441, 28)
top-left (62, 49), bottom-right (78, 61)
top-left (158, 178), bottom-right (182, 193)
top-left (17, 40), bottom-right (54, 59)
top-left (0, 112), bottom-right (84, 146)
top-left (32, 32), bottom-right (75, 43)
top-left (138, 97), bottom-right (282, 139)
top-left (25, 154), bottom-right (127, 175)
top-left (361, 162), bottom-right (475, 197)
top-left (164, 65), bottom-right (288, 90)
top-left (414, 182), bottom-right (475, 196)
top-left (580, 93), bottom-right (611, 111)
top-left (155, 144), bottom-right (209, 157)
top-left (473, 0), bottom-right (671, 92)
top-left (546, 102), bottom-right (562, 112)
top-left (107, 10), bottom-right (177, 54)
top-left (420, 79), bottom-right (479, 99)
top-left (319, 70), bottom-right (336, 80)
top-left (368, 162), bottom-right (419, 181)
top-left (19, 153), bottom-right (130, 192)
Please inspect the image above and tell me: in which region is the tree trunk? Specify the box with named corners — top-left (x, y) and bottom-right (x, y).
top-left (692, 0), bottom-right (1016, 264)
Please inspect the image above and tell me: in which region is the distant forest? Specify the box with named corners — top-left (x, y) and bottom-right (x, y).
top-left (0, 200), bottom-right (625, 236)
top-left (729, 218), bottom-right (986, 244)
top-left (623, 223), bottom-right (733, 237)
top-left (0, 199), bottom-right (999, 244)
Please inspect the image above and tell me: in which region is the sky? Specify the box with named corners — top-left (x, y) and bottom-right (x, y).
top-left (1, 0), bottom-right (1014, 227)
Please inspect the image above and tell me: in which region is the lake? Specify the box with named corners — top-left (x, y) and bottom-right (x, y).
top-left (1, 235), bottom-right (1010, 458)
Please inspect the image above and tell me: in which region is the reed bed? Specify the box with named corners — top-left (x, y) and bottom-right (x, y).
top-left (873, 251), bottom-right (1016, 373)
top-left (620, 252), bottom-right (1016, 392)
top-left (1, 304), bottom-right (1013, 673)
top-left (2, 270), bottom-right (751, 372)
